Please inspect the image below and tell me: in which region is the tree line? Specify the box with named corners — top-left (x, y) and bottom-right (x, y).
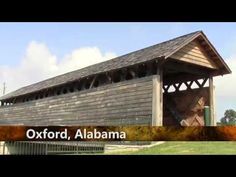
top-left (219, 109), bottom-right (236, 125)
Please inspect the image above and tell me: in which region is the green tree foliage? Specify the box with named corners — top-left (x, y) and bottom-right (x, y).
top-left (220, 109), bottom-right (236, 125)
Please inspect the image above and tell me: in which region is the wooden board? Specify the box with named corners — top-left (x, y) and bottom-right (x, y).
top-left (170, 40), bottom-right (218, 69)
top-left (0, 76), bottom-right (153, 126)
top-left (163, 87), bottom-right (210, 126)
top-left (152, 67), bottom-right (163, 126)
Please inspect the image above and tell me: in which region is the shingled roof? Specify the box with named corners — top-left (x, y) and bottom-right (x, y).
top-left (0, 31), bottom-right (231, 100)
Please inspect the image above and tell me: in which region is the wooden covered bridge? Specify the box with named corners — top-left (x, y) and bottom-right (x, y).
top-left (0, 31), bottom-right (231, 127)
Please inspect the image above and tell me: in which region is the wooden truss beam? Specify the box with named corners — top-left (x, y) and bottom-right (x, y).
top-left (163, 77), bottom-right (209, 94)
top-left (165, 58), bottom-right (211, 76)
top-left (89, 75), bottom-right (98, 89)
top-left (164, 73), bottom-right (207, 86)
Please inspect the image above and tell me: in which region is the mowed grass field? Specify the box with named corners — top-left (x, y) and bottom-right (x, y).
top-left (111, 141), bottom-right (236, 155)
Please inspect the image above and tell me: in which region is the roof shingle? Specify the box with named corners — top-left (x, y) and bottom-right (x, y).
top-left (0, 31), bottom-right (208, 100)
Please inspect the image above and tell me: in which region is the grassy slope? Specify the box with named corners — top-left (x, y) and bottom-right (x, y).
top-left (111, 141), bottom-right (236, 155)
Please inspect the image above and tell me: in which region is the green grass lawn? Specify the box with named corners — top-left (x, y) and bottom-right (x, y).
top-left (111, 142), bottom-right (236, 155)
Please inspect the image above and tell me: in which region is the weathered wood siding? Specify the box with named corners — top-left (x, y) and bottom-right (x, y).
top-left (0, 76), bottom-right (153, 126)
top-left (163, 87), bottom-right (209, 126)
top-left (171, 40), bottom-right (218, 69)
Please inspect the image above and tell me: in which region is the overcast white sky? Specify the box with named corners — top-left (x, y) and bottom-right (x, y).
top-left (0, 23), bottom-right (235, 121)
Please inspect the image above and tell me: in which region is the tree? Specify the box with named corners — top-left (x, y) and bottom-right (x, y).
top-left (220, 109), bottom-right (236, 125)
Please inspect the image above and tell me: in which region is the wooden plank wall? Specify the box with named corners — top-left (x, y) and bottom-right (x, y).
top-left (171, 40), bottom-right (218, 69)
top-left (0, 76), bottom-right (153, 126)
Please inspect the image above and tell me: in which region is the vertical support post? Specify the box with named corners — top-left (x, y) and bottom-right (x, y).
top-left (77, 142), bottom-right (79, 154)
top-left (213, 85), bottom-right (216, 126)
top-left (159, 66), bottom-right (163, 124)
top-left (209, 77), bottom-right (216, 126)
top-left (45, 142), bottom-right (48, 155)
top-left (3, 142), bottom-right (5, 155)
top-left (152, 63), bottom-right (163, 126)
